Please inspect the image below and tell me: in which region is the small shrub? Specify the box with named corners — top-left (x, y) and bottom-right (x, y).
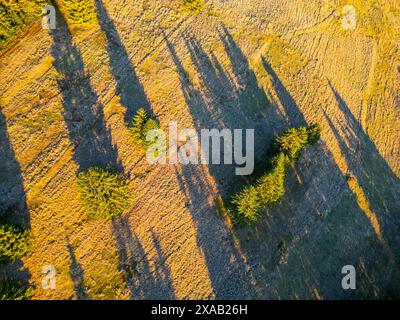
top-left (129, 108), bottom-right (159, 149)
top-left (182, 0), bottom-right (204, 14)
top-left (0, 224), bottom-right (30, 262)
top-left (0, 279), bottom-right (32, 300)
top-left (77, 167), bottom-right (130, 219)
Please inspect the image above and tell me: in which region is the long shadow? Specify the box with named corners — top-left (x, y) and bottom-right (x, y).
top-left (165, 36), bottom-right (258, 299)
top-left (149, 229), bottom-right (176, 299)
top-left (261, 57), bottom-right (306, 127)
top-left (184, 35), bottom-right (294, 187)
top-left (185, 36), bottom-right (249, 130)
top-left (217, 26), bottom-right (271, 122)
top-left (167, 25), bottom-right (400, 298)
top-left (112, 216), bottom-right (175, 299)
top-left (0, 109), bottom-right (29, 226)
top-left (0, 108), bottom-right (31, 285)
top-left (94, 0), bottom-right (152, 122)
top-left (325, 80), bottom-right (400, 245)
top-left (66, 239), bottom-right (90, 300)
top-left (49, 1), bottom-right (121, 172)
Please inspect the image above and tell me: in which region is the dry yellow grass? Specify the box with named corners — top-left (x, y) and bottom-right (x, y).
top-left (0, 0), bottom-right (399, 299)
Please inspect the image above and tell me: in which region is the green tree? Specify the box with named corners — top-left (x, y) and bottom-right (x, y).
top-left (230, 124), bottom-right (321, 224)
top-left (77, 167), bottom-right (130, 219)
top-left (129, 108), bottom-right (160, 149)
top-left (256, 153), bottom-right (288, 207)
top-left (0, 0), bottom-right (48, 50)
top-left (231, 185), bottom-right (260, 224)
top-left (306, 123), bottom-right (322, 144)
top-left (275, 127), bottom-right (308, 160)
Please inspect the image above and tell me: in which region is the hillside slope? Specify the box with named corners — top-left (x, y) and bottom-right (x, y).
top-left (0, 0), bottom-right (399, 299)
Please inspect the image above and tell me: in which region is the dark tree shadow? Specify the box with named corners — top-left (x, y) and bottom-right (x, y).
top-left (66, 239), bottom-right (90, 300)
top-left (0, 109), bottom-right (29, 226)
top-left (165, 35), bottom-right (259, 299)
top-left (185, 31), bottom-right (292, 193)
top-left (49, 1), bottom-right (121, 172)
top-left (112, 216), bottom-right (175, 299)
top-left (217, 26), bottom-right (272, 122)
top-left (94, 0), bottom-right (153, 123)
top-left (325, 80), bottom-right (400, 247)
top-left (0, 108), bottom-right (31, 287)
top-left (149, 229), bottom-right (176, 299)
top-left (165, 23), bottom-right (400, 299)
top-left (261, 57), bottom-right (306, 127)
top-left (185, 36), bottom-right (247, 129)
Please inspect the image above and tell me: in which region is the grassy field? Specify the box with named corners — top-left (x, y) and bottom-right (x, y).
top-left (0, 0), bottom-right (399, 299)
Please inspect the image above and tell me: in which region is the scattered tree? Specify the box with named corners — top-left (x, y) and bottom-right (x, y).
top-left (0, 0), bottom-right (48, 50)
top-left (306, 123), bottom-right (322, 144)
top-left (77, 167), bottom-right (130, 219)
top-left (231, 185), bottom-right (261, 224)
top-left (275, 127), bottom-right (308, 160)
top-left (230, 124), bottom-right (321, 224)
top-left (129, 108), bottom-right (160, 149)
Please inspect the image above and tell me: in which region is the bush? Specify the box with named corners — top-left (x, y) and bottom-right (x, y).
top-left (0, 224), bottom-right (30, 263)
top-left (0, 279), bottom-right (32, 300)
top-left (231, 125), bottom-right (321, 224)
top-left (182, 0), bottom-right (205, 14)
top-left (77, 167), bottom-right (130, 219)
top-left (129, 108), bottom-right (160, 149)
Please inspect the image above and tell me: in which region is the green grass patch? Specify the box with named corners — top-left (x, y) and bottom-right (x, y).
top-left (262, 36), bottom-right (309, 76)
top-left (0, 224), bottom-right (31, 263)
top-left (77, 167), bottom-right (130, 220)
